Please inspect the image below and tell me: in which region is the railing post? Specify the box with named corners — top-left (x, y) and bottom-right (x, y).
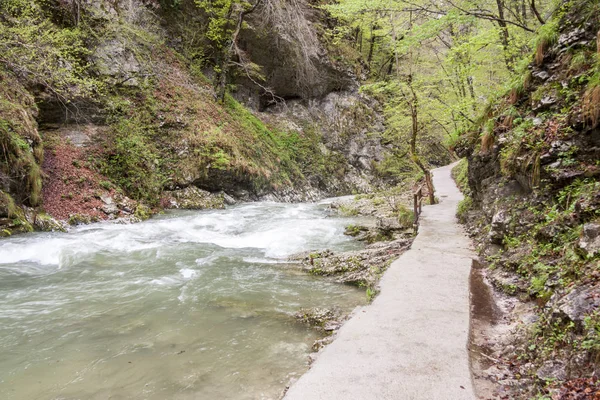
top-left (413, 192), bottom-right (418, 226)
top-left (413, 185), bottom-right (425, 233)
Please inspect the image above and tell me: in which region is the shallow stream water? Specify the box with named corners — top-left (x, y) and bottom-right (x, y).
top-left (0, 199), bottom-right (366, 400)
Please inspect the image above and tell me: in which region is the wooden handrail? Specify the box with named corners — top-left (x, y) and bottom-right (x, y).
top-left (413, 184), bottom-right (424, 233)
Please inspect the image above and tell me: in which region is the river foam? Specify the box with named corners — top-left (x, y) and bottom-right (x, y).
top-left (0, 200), bottom-right (366, 400)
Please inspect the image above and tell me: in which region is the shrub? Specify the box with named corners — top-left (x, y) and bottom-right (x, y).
top-left (456, 196), bottom-right (473, 223)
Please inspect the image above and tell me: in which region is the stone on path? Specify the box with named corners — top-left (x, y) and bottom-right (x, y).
top-left (284, 163), bottom-right (476, 400)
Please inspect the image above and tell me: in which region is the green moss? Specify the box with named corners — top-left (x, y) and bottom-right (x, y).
top-left (0, 191), bottom-right (17, 218)
top-left (338, 204), bottom-right (359, 216)
top-left (366, 286), bottom-right (379, 303)
top-left (68, 214), bottom-right (92, 226)
top-left (101, 116), bottom-right (164, 205)
top-left (344, 224), bottom-right (363, 237)
top-left (456, 196), bottom-right (472, 223)
top-left (134, 204), bottom-right (152, 221)
top-left (396, 204), bottom-right (415, 228)
top-left (451, 159), bottom-right (470, 195)
top-left (0, 73), bottom-right (44, 207)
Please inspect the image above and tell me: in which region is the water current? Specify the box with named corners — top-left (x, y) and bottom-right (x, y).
top-left (0, 199), bottom-right (367, 400)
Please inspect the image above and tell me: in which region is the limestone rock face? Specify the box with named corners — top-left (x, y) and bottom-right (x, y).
top-left (163, 186), bottom-right (225, 210)
top-left (236, 0), bottom-right (357, 107)
top-left (93, 39), bottom-right (143, 86)
top-left (536, 361), bottom-right (567, 381)
top-left (266, 91), bottom-right (392, 195)
top-left (551, 284), bottom-right (600, 328)
top-left (489, 210), bottom-right (509, 245)
top-left (579, 223), bottom-right (600, 256)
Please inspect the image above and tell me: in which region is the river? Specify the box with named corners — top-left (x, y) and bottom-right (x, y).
top-left (0, 199), bottom-right (367, 400)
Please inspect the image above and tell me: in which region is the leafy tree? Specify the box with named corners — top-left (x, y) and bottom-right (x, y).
top-left (195, 0), bottom-right (265, 102)
top-left (323, 0), bottom-right (555, 184)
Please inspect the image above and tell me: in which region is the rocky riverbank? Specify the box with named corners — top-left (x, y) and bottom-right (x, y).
top-left (289, 186), bottom-right (418, 358)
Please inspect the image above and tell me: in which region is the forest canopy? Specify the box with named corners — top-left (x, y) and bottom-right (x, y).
top-left (321, 0), bottom-right (559, 167)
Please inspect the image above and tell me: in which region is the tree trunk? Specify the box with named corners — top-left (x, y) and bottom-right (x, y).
top-left (495, 0), bottom-right (515, 72)
top-left (367, 26), bottom-right (375, 66)
top-left (530, 0), bottom-right (546, 25)
top-left (467, 75), bottom-right (476, 111)
top-left (213, 0), bottom-right (261, 103)
top-left (71, 0), bottom-right (81, 26)
top-left (406, 78), bottom-right (435, 205)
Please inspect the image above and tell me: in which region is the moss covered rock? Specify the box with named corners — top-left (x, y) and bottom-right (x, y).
top-left (163, 186), bottom-right (225, 210)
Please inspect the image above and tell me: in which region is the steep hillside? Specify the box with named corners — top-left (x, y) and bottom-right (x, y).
top-left (456, 0), bottom-right (600, 397)
top-left (0, 0), bottom-right (453, 236)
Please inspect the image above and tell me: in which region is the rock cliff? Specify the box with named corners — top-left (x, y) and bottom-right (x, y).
top-left (0, 0), bottom-right (419, 235)
top-left (456, 0), bottom-right (600, 396)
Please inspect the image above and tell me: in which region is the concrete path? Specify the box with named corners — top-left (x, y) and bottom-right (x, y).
top-left (284, 163), bottom-right (476, 400)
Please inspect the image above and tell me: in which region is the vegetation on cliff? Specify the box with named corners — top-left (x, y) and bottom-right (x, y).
top-left (0, 0), bottom-right (404, 234)
top-left (453, 0), bottom-right (600, 396)
top-left (1, 0), bottom-right (599, 396)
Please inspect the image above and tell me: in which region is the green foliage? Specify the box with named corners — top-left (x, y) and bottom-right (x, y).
top-left (581, 312), bottom-right (600, 352)
top-left (344, 224), bottom-right (363, 237)
top-left (338, 204), bottom-right (359, 216)
top-left (0, 72), bottom-right (43, 207)
top-left (134, 204), bottom-right (152, 221)
top-left (456, 196), bottom-right (473, 223)
top-left (0, 0), bottom-right (103, 99)
top-left (451, 159), bottom-right (470, 196)
top-left (195, 0), bottom-right (241, 49)
top-left (533, 14), bottom-right (561, 65)
top-left (451, 159), bottom-right (473, 223)
top-left (396, 204), bottom-right (415, 228)
top-left (0, 191), bottom-right (17, 218)
top-left (102, 118), bottom-right (164, 204)
top-left (366, 286), bottom-right (379, 303)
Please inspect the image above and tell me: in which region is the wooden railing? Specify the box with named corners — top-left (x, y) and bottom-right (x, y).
top-left (413, 184), bottom-right (424, 232)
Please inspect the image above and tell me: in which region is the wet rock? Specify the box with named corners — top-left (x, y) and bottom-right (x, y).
top-left (578, 222), bottom-right (600, 256)
top-left (489, 210), bottom-right (509, 245)
top-left (260, 187), bottom-right (322, 203)
top-left (222, 192), bottom-right (237, 205)
top-left (312, 336), bottom-right (334, 352)
top-left (101, 203), bottom-right (119, 215)
top-left (100, 195), bottom-right (113, 205)
top-left (294, 307), bottom-right (342, 331)
top-left (164, 186), bottom-right (225, 210)
top-left (98, 195), bottom-right (120, 215)
top-left (536, 223), bottom-right (562, 241)
top-left (547, 160), bottom-right (562, 170)
top-left (68, 213), bottom-right (95, 226)
top-left (540, 152), bottom-right (553, 164)
top-left (536, 360), bottom-right (567, 382)
top-left (33, 213), bottom-right (67, 232)
top-left (296, 239), bottom-right (411, 287)
top-left (495, 180), bottom-right (525, 198)
top-left (540, 96), bottom-right (557, 107)
top-left (21, 208), bottom-right (65, 232)
top-left (344, 224), bottom-right (368, 237)
top-left (549, 140), bottom-right (573, 156)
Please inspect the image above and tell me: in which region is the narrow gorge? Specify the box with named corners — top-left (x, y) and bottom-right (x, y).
top-left (1, 0), bottom-right (599, 399)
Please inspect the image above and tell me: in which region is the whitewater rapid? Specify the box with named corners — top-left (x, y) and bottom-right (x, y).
top-left (0, 199), bottom-right (366, 400)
